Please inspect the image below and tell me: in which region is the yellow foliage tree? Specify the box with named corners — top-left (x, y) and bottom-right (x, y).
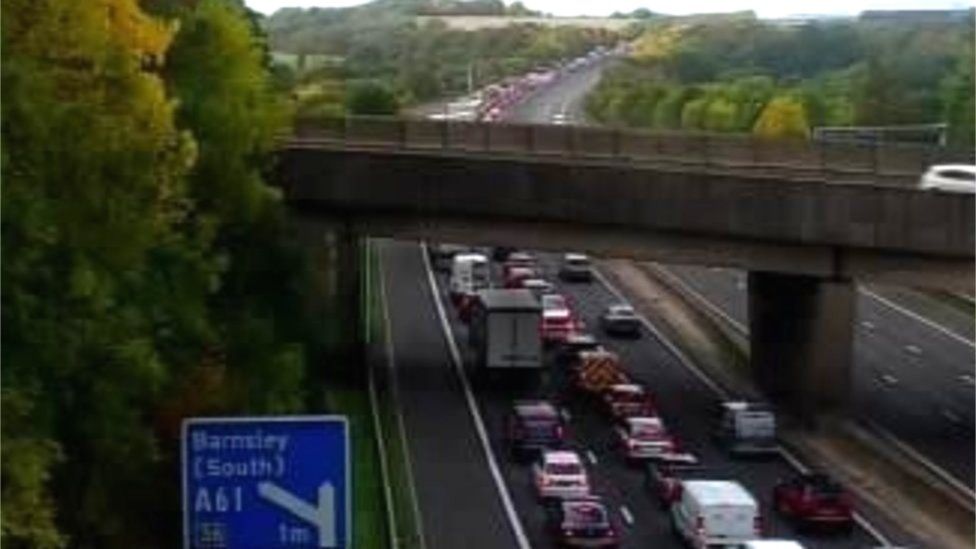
top-left (752, 96), bottom-right (810, 139)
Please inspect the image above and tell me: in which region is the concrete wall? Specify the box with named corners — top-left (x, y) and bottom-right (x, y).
top-left (278, 146), bottom-right (975, 290)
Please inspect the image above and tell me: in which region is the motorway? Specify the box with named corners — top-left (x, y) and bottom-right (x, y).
top-left (660, 264), bottom-right (976, 488)
top-left (379, 237), bottom-right (899, 548)
top-left (507, 59), bottom-right (976, 490)
top-left (372, 62), bottom-right (961, 548)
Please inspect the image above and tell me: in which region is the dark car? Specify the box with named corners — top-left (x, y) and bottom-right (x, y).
top-left (773, 473), bottom-right (854, 532)
top-left (506, 401), bottom-right (566, 460)
top-left (599, 304), bottom-right (641, 338)
top-left (545, 496), bottom-right (619, 548)
top-left (643, 456), bottom-right (706, 509)
top-left (492, 246), bottom-right (516, 262)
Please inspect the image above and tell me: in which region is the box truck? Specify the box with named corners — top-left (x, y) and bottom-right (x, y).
top-left (469, 289), bottom-right (542, 371)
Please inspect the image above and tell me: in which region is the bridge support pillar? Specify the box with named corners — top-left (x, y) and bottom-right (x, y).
top-left (747, 272), bottom-right (855, 418)
top-left (336, 227), bottom-right (365, 377)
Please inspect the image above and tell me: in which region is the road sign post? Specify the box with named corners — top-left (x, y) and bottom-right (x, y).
top-left (183, 416), bottom-right (350, 548)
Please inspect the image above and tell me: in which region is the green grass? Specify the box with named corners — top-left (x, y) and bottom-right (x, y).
top-left (323, 384), bottom-right (387, 549)
top-left (365, 242), bottom-right (425, 548)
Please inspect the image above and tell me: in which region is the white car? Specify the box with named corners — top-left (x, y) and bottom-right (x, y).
top-left (533, 450), bottom-right (590, 499)
top-left (551, 112), bottom-right (569, 125)
top-left (918, 164), bottom-right (976, 193)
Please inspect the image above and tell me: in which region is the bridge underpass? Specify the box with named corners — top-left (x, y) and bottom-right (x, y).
top-left (278, 117), bottom-right (974, 418)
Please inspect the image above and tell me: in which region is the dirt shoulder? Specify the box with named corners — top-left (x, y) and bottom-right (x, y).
top-left (598, 259), bottom-right (974, 549)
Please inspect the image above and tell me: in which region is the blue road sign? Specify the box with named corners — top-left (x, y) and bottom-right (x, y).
top-left (182, 416), bottom-right (350, 548)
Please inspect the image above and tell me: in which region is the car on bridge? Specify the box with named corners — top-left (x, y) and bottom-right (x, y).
top-left (772, 473), bottom-right (854, 532)
top-left (599, 304), bottom-right (642, 338)
top-left (601, 383), bottom-right (656, 420)
top-left (918, 164), bottom-right (976, 193)
top-left (545, 495), bottom-right (619, 548)
top-left (533, 450), bottom-right (590, 500)
top-left (507, 401), bottom-right (567, 460)
top-left (612, 416), bottom-right (676, 463)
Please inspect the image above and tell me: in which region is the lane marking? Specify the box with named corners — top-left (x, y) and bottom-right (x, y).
top-left (861, 320), bottom-right (876, 331)
top-left (959, 374), bottom-right (974, 386)
top-left (904, 344), bottom-right (923, 356)
top-left (592, 265), bottom-right (891, 546)
top-left (862, 288), bottom-right (975, 349)
top-left (592, 268), bottom-right (730, 399)
top-left (657, 264), bottom-right (970, 499)
top-left (866, 421), bottom-right (975, 504)
top-left (879, 374), bottom-right (899, 387)
top-left (366, 240), bottom-right (401, 549)
top-left (652, 265), bottom-right (747, 335)
top-left (377, 244), bottom-right (429, 549)
top-left (619, 505), bottom-right (634, 526)
top-left (586, 450), bottom-right (599, 466)
top-left (419, 243), bottom-right (532, 549)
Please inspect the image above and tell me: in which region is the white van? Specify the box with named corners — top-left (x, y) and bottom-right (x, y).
top-left (671, 480), bottom-right (761, 548)
top-left (450, 253), bottom-right (489, 302)
top-left (737, 541), bottom-right (805, 549)
top-left (714, 402), bottom-right (778, 456)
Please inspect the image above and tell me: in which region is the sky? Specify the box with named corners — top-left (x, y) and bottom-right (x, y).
top-left (245, 0), bottom-right (975, 18)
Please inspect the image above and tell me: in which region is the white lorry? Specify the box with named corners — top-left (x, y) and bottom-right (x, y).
top-left (671, 480), bottom-right (761, 548)
top-left (468, 289), bottom-right (542, 371)
top-left (449, 253), bottom-right (489, 304)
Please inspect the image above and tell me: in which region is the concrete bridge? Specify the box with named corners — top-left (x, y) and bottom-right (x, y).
top-left (277, 116), bottom-right (975, 416)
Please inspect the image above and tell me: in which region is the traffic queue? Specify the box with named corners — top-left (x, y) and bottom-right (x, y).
top-left (432, 243), bottom-right (858, 549)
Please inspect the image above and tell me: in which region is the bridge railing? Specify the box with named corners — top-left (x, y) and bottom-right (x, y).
top-left (291, 116), bottom-right (974, 185)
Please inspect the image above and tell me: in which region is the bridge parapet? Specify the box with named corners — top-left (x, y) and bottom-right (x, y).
top-left (292, 116), bottom-right (974, 186)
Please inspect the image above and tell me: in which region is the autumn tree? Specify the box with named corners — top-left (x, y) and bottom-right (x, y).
top-left (753, 95), bottom-right (810, 139)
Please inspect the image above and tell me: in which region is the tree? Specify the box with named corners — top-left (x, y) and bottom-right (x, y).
top-left (2, 0), bottom-right (193, 545)
top-left (753, 96), bottom-right (810, 139)
top-left (346, 81), bottom-right (399, 115)
top-left (942, 46), bottom-right (975, 147)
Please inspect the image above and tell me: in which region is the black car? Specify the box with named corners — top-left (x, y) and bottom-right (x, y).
top-left (599, 304), bottom-right (641, 338)
top-left (506, 401), bottom-right (566, 460)
top-left (545, 496), bottom-right (619, 548)
top-left (492, 246), bottom-right (516, 262)
top-left (558, 253), bottom-right (594, 282)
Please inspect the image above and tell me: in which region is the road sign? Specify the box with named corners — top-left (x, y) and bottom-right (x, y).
top-left (182, 416), bottom-right (350, 548)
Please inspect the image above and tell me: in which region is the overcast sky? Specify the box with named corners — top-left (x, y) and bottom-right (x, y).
top-left (245, 0), bottom-right (974, 18)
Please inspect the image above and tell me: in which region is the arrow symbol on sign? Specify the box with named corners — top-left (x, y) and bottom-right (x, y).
top-left (258, 481), bottom-right (337, 547)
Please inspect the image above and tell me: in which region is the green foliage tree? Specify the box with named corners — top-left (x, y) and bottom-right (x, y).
top-left (346, 81), bottom-right (400, 115)
top-left (942, 45), bottom-right (975, 147)
top-left (2, 0), bottom-right (195, 545)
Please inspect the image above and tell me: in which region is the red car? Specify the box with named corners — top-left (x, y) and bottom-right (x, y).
top-left (503, 266), bottom-right (537, 289)
top-left (545, 496), bottom-right (619, 548)
top-left (541, 293), bottom-right (578, 345)
top-left (773, 473), bottom-right (854, 532)
top-left (502, 252), bottom-right (536, 278)
top-left (601, 384), bottom-right (656, 419)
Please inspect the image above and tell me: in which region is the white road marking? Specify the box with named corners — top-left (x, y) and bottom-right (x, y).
top-left (560, 408), bottom-right (572, 422)
top-left (619, 505), bottom-right (634, 526)
top-left (941, 408), bottom-right (962, 425)
top-left (904, 344), bottom-right (923, 356)
top-left (420, 243), bottom-right (532, 549)
top-left (879, 374), bottom-right (899, 387)
top-left (861, 320), bottom-right (876, 330)
top-left (586, 450), bottom-right (599, 466)
top-left (593, 268), bottom-right (731, 399)
top-left (593, 265), bottom-right (891, 546)
top-left (959, 374), bottom-right (974, 386)
top-left (377, 245), bottom-right (429, 549)
top-left (651, 265), bottom-right (746, 334)
top-left (366, 240), bottom-right (401, 549)
top-left (863, 288), bottom-right (975, 349)
top-left (866, 421), bottom-right (975, 505)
